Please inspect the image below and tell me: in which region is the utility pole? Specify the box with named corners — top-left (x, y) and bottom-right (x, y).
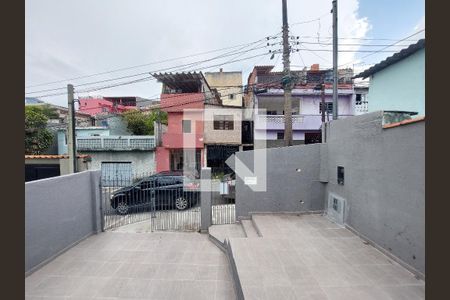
top-left (282, 0), bottom-right (293, 146)
top-left (321, 82), bottom-right (326, 143)
top-left (332, 0), bottom-right (338, 120)
top-left (67, 84), bottom-right (77, 173)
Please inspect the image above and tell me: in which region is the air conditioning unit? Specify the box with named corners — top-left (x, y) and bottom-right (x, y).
top-left (327, 193), bottom-right (346, 225)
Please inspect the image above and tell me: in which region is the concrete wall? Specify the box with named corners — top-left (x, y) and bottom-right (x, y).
top-left (25, 170), bottom-right (101, 274)
top-left (58, 127), bottom-right (110, 155)
top-left (204, 105), bottom-right (242, 144)
top-left (229, 144), bottom-right (325, 218)
top-left (232, 111), bottom-right (424, 275)
top-left (25, 157), bottom-right (90, 176)
top-left (324, 111), bottom-right (425, 275)
top-left (368, 49), bottom-right (425, 116)
top-left (85, 151), bottom-right (155, 175)
top-left (204, 71), bottom-right (243, 107)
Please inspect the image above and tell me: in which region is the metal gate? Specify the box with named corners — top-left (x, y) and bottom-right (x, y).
top-left (211, 175), bottom-right (236, 225)
top-left (101, 170), bottom-right (201, 231)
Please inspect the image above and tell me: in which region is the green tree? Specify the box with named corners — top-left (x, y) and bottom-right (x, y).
top-left (123, 109), bottom-right (167, 135)
top-left (25, 106), bottom-right (54, 154)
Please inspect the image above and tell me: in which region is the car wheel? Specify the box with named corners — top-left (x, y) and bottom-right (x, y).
top-left (175, 196), bottom-right (188, 210)
top-left (116, 199), bottom-right (129, 215)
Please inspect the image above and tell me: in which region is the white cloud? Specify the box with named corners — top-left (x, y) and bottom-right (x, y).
top-left (26, 0), bottom-right (370, 106)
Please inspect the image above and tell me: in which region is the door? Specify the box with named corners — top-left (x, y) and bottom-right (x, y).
top-left (101, 162), bottom-right (132, 186)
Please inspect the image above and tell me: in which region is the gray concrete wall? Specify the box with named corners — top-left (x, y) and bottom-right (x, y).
top-left (83, 151), bottom-right (155, 175)
top-left (231, 111), bottom-right (424, 275)
top-left (25, 170), bottom-right (101, 274)
top-left (324, 111), bottom-right (425, 275)
top-left (230, 144), bottom-right (325, 218)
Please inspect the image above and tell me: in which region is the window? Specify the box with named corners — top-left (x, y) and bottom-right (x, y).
top-left (266, 110), bottom-right (277, 115)
top-left (319, 102), bottom-right (333, 114)
top-left (102, 107), bottom-right (108, 112)
top-left (337, 166), bottom-right (344, 185)
top-left (355, 94), bottom-right (362, 105)
top-left (277, 132), bottom-right (284, 140)
top-left (229, 94), bottom-right (234, 99)
top-left (214, 115), bottom-right (234, 130)
top-left (182, 120), bottom-right (191, 133)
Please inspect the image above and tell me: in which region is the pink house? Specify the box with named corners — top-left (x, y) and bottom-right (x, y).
top-left (78, 97), bottom-right (137, 116)
top-left (153, 73), bottom-right (217, 174)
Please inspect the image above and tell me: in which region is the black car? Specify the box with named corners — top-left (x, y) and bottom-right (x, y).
top-left (110, 171), bottom-right (200, 215)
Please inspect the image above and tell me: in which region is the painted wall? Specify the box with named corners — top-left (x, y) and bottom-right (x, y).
top-left (57, 127), bottom-right (110, 155)
top-left (204, 105), bottom-right (242, 144)
top-left (231, 111), bottom-right (424, 275)
top-left (25, 157), bottom-right (90, 177)
top-left (25, 170), bottom-right (101, 274)
top-left (156, 147), bottom-right (170, 172)
top-left (85, 151), bottom-right (155, 175)
top-left (324, 111), bottom-right (425, 275)
top-left (368, 49), bottom-right (425, 116)
top-left (228, 144), bottom-right (325, 218)
top-left (204, 71), bottom-right (243, 107)
top-left (78, 97), bottom-right (133, 116)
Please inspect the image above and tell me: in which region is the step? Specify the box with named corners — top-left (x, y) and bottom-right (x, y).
top-left (241, 219), bottom-right (260, 237)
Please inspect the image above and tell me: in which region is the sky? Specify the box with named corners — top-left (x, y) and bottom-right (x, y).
top-left (25, 0), bottom-right (425, 107)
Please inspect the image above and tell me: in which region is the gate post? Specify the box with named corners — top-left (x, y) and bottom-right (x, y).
top-left (200, 167), bottom-right (212, 233)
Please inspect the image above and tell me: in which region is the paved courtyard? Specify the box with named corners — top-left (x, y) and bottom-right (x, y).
top-left (229, 214), bottom-right (425, 300)
top-left (25, 230), bottom-right (236, 300)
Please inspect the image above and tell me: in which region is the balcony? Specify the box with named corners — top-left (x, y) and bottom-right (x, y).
top-left (76, 136), bottom-right (155, 151)
top-left (161, 132), bottom-right (204, 149)
top-left (254, 114), bottom-right (353, 130)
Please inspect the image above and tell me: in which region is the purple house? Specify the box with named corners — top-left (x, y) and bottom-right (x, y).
top-left (245, 65), bottom-right (355, 149)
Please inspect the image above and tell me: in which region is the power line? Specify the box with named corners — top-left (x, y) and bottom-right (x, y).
top-left (33, 51), bottom-right (276, 99)
top-left (338, 29), bottom-right (425, 67)
top-left (25, 33), bottom-right (282, 89)
top-left (299, 35), bottom-right (421, 42)
top-left (26, 42), bottom-right (274, 95)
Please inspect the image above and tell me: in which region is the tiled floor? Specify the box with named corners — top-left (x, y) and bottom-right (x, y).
top-left (230, 214), bottom-right (425, 300)
top-left (209, 223), bottom-right (246, 243)
top-left (25, 230), bottom-right (236, 300)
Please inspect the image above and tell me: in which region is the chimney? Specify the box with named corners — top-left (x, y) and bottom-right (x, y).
top-left (311, 64), bottom-right (320, 71)
top-left (219, 68), bottom-right (223, 72)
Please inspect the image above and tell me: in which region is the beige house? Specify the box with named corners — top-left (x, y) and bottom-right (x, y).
top-left (203, 103), bottom-right (243, 175)
top-left (204, 69), bottom-right (243, 107)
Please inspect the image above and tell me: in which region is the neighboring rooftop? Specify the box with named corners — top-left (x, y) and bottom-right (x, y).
top-left (25, 154), bottom-right (90, 159)
top-left (25, 97), bottom-right (44, 105)
top-left (354, 39), bottom-right (425, 79)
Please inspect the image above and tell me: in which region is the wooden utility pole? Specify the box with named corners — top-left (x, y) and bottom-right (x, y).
top-left (67, 84), bottom-right (77, 173)
top-left (282, 0), bottom-right (293, 146)
top-left (332, 0), bottom-right (338, 120)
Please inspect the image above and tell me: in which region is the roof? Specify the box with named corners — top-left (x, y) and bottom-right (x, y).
top-left (354, 39), bottom-right (425, 79)
top-left (25, 154), bottom-right (91, 159)
top-left (25, 97), bottom-right (44, 105)
top-left (383, 116), bottom-right (425, 129)
top-left (152, 72), bottom-right (209, 92)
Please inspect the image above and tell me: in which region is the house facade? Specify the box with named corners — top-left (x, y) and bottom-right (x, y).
top-left (153, 72), bottom-right (218, 174)
top-left (203, 103), bottom-right (242, 175)
top-left (246, 64), bottom-right (355, 149)
top-left (78, 96), bottom-right (142, 116)
top-left (57, 127), bottom-right (156, 180)
top-left (204, 69), bottom-right (243, 107)
top-left (354, 39), bottom-right (425, 117)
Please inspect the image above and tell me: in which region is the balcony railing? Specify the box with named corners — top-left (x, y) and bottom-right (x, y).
top-left (255, 114), bottom-right (353, 130)
top-left (76, 136), bottom-right (155, 151)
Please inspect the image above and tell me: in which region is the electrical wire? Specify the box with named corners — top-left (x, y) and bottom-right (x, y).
top-left (26, 42), bottom-right (275, 95)
top-left (25, 33), bottom-right (282, 89)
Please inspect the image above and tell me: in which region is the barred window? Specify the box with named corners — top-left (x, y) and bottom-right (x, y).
top-left (214, 115), bottom-right (234, 130)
